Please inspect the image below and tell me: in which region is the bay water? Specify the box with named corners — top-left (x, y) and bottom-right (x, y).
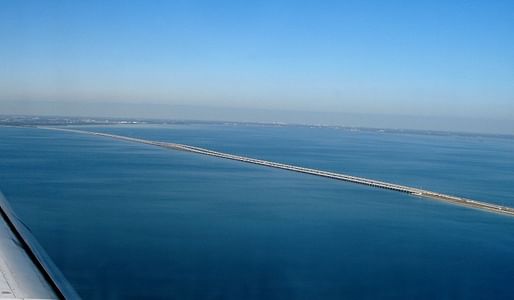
top-left (0, 124), bottom-right (513, 299)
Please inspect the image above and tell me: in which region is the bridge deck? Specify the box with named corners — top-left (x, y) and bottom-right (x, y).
top-left (40, 127), bottom-right (514, 217)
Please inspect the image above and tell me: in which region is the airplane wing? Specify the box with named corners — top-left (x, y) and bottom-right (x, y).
top-left (0, 192), bottom-right (80, 299)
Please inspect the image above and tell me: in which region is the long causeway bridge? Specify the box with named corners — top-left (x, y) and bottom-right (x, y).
top-left (41, 127), bottom-right (514, 217)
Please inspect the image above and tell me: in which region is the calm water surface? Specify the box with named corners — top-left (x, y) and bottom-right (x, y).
top-left (0, 124), bottom-right (513, 299)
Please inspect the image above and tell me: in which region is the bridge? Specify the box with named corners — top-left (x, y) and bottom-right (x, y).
top-left (40, 127), bottom-right (514, 217)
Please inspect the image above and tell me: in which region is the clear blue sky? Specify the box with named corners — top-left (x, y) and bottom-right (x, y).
top-left (1, 1), bottom-right (513, 129)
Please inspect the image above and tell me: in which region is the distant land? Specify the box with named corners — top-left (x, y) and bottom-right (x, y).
top-left (1, 100), bottom-right (513, 135)
top-left (2, 114), bottom-right (513, 141)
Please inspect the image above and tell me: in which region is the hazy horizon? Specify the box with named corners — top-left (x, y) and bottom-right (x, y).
top-left (2, 100), bottom-right (513, 135)
top-left (1, 1), bottom-right (513, 133)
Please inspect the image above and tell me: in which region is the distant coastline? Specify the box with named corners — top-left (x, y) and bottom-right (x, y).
top-left (2, 114), bottom-right (513, 140)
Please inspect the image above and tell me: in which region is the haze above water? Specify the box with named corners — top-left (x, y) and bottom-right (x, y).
top-left (1, 1), bottom-right (514, 133)
top-left (1, 124), bottom-right (513, 299)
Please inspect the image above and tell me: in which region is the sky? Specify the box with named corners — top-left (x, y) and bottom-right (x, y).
top-left (1, 0), bottom-right (513, 132)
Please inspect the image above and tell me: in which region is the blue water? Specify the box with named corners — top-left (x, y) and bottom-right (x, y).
top-left (78, 124), bottom-right (514, 207)
top-left (1, 124), bottom-right (514, 299)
